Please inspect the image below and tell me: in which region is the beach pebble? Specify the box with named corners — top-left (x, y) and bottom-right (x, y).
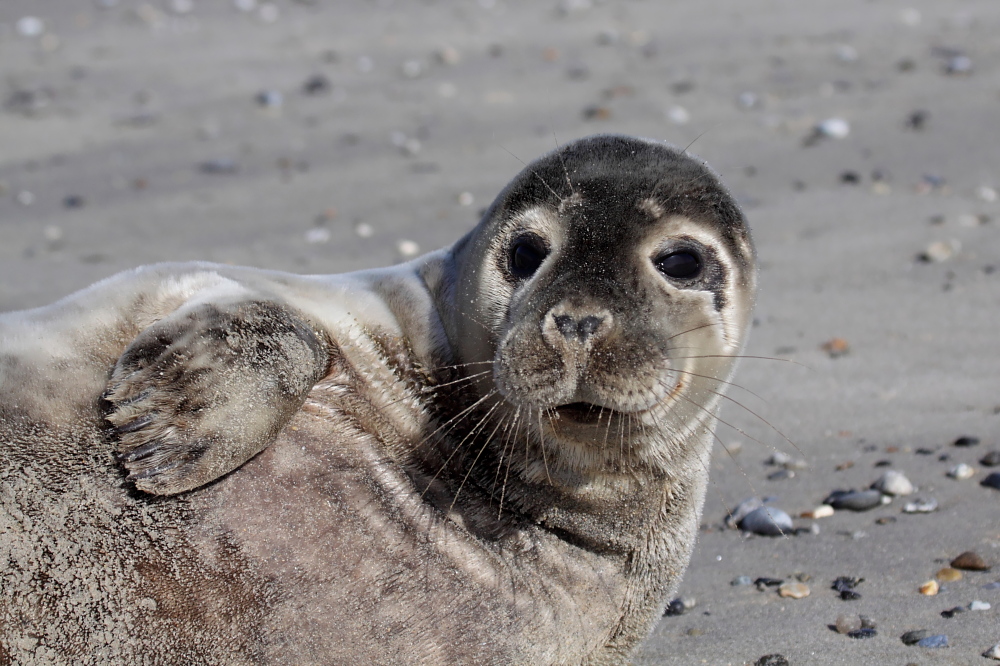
top-left (918, 239), bottom-right (960, 263)
top-left (302, 75), bottom-right (331, 95)
top-left (847, 628), bottom-right (877, 639)
top-left (835, 615), bottom-right (860, 634)
top-left (738, 506), bottom-right (792, 536)
top-left (255, 90), bottom-right (283, 108)
top-left (304, 228), bottom-right (330, 244)
top-left (983, 473), bottom-right (1000, 490)
top-left (902, 497), bottom-right (938, 513)
top-left (777, 582), bottom-right (809, 599)
top-left (665, 105), bottom-right (690, 124)
top-left (397, 240), bottom-right (420, 258)
top-left (767, 469), bottom-right (794, 481)
top-left (951, 551), bottom-right (990, 571)
top-left (940, 606), bottom-right (966, 618)
top-left (199, 158), bottom-right (239, 174)
top-left (354, 223), bottom-right (373, 238)
top-left (825, 489), bottom-right (883, 511)
top-left (917, 634), bottom-right (949, 648)
top-left (982, 582), bottom-right (1000, 591)
top-left (436, 46), bottom-right (461, 65)
top-left (936, 568), bottom-right (963, 582)
top-left (754, 655), bottom-right (788, 666)
top-left (980, 451), bottom-right (1000, 467)
top-left (457, 192), bottom-right (475, 206)
top-left (901, 629), bottom-right (930, 645)
top-left (984, 643), bottom-right (1000, 660)
top-left (725, 496), bottom-right (765, 528)
top-left (871, 470), bottom-right (914, 496)
top-left (969, 600), bottom-right (991, 611)
top-left (816, 117), bottom-right (850, 139)
top-left (919, 580), bottom-right (939, 596)
top-left (953, 435), bottom-right (980, 447)
top-left (731, 576), bottom-right (752, 586)
top-left (765, 451), bottom-right (792, 466)
top-left (977, 185), bottom-right (998, 202)
top-left (16, 16), bottom-right (45, 38)
top-left (821, 337), bottom-right (850, 357)
top-left (662, 598), bottom-right (686, 616)
top-left (947, 463), bottom-right (976, 480)
top-left (945, 55), bottom-right (973, 75)
top-left (800, 505), bottom-right (834, 519)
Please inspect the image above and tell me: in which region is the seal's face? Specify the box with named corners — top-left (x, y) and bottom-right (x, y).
top-left (449, 135), bottom-right (756, 482)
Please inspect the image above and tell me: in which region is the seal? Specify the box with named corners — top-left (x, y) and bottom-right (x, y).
top-left (0, 134), bottom-right (756, 665)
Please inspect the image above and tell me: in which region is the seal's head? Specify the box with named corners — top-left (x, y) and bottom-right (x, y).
top-left (444, 134), bottom-right (756, 484)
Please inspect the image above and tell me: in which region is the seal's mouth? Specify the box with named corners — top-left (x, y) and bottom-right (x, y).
top-left (555, 402), bottom-right (617, 424)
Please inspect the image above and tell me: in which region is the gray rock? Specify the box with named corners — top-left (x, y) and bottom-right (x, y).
top-left (738, 506), bottom-right (793, 536)
top-left (916, 634), bottom-right (949, 648)
top-left (902, 497), bottom-right (938, 513)
top-left (984, 642), bottom-right (1000, 660)
top-left (871, 470), bottom-right (915, 496)
top-left (984, 473), bottom-right (1000, 490)
top-left (825, 489), bottom-right (883, 511)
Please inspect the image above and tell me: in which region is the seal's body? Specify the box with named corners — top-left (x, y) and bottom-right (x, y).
top-left (0, 135), bottom-right (756, 665)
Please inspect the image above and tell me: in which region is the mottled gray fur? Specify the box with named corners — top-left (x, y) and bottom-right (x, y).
top-left (0, 134), bottom-right (755, 665)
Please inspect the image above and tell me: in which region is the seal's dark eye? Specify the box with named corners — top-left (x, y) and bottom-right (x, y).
top-left (655, 251), bottom-right (702, 279)
top-left (509, 236), bottom-right (548, 279)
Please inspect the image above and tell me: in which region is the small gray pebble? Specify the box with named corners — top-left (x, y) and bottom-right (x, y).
top-left (767, 469), bottom-right (794, 481)
top-left (902, 497), bottom-right (938, 513)
top-left (825, 489), bottom-right (882, 511)
top-left (916, 634), bottom-right (949, 648)
top-left (981, 582), bottom-right (1000, 591)
top-left (731, 575), bottom-right (753, 586)
top-left (871, 470), bottom-right (914, 496)
top-left (968, 600), bottom-right (991, 611)
top-left (739, 506), bottom-right (793, 536)
top-left (725, 497), bottom-right (764, 528)
top-left (847, 628), bottom-right (877, 639)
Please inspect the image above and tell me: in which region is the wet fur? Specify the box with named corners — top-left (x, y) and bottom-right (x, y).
top-left (0, 135), bottom-right (755, 664)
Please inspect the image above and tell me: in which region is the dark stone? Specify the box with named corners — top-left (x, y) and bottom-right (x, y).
top-left (755, 655), bottom-right (789, 666)
top-left (940, 606), bottom-right (966, 619)
top-left (901, 629), bottom-right (930, 645)
top-left (983, 472), bottom-right (1000, 490)
top-left (979, 451), bottom-right (1000, 467)
top-left (847, 628), bottom-right (877, 639)
top-left (63, 195), bottom-right (85, 208)
top-left (840, 590), bottom-right (862, 601)
top-left (953, 436), bottom-right (980, 447)
top-left (825, 489), bottom-right (882, 511)
top-left (662, 599), bottom-right (685, 617)
top-left (302, 74), bottom-right (331, 95)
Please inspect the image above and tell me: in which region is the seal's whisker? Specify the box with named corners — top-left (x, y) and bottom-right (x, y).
top-left (497, 142), bottom-right (566, 205)
top-left (420, 391), bottom-right (501, 499)
top-left (663, 321), bottom-right (720, 344)
top-left (414, 389), bottom-right (497, 464)
top-left (450, 407), bottom-right (510, 512)
top-left (705, 387), bottom-right (803, 458)
top-left (538, 408), bottom-right (554, 484)
top-left (494, 405), bottom-right (521, 517)
top-left (675, 391), bottom-right (775, 457)
top-left (669, 354), bottom-right (806, 367)
top-left (422, 369), bottom-right (492, 392)
top-left (663, 368), bottom-right (766, 403)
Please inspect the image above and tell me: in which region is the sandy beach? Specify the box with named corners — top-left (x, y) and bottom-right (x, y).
top-left (1, 1), bottom-right (998, 663)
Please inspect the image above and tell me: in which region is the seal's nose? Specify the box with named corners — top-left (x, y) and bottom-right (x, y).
top-left (553, 314), bottom-right (605, 343)
top-left (543, 304), bottom-right (613, 351)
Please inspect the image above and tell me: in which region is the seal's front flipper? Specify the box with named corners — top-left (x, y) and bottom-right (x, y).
top-left (104, 300), bottom-right (330, 495)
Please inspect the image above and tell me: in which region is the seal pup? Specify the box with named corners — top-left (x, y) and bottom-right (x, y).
top-left (0, 134), bottom-right (756, 664)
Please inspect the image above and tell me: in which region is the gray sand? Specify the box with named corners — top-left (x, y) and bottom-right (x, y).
top-left (1, 1), bottom-right (998, 664)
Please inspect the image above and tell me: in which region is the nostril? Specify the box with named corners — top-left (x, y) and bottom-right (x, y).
top-left (577, 316), bottom-right (603, 340)
top-left (553, 315), bottom-right (576, 338)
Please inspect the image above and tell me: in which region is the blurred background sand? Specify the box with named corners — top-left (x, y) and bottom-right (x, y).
top-left (1, 1), bottom-right (998, 663)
